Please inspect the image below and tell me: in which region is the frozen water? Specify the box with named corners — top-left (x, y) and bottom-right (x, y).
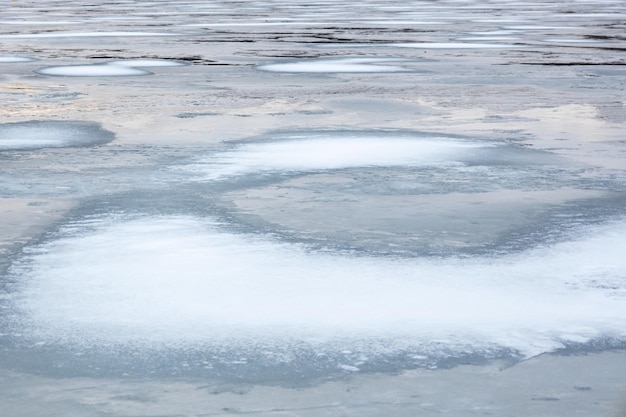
top-left (258, 58), bottom-right (415, 73)
top-left (0, 20), bottom-right (78, 25)
top-left (4, 127), bottom-right (622, 378)
top-left (107, 59), bottom-right (187, 67)
top-left (0, 121), bottom-right (114, 150)
top-left (0, 56), bottom-right (35, 63)
top-left (1, 0), bottom-right (625, 405)
top-left (180, 132), bottom-right (555, 181)
top-left (0, 31), bottom-right (182, 39)
top-left (36, 60), bottom-right (186, 76)
top-left (6, 213), bottom-right (626, 365)
top-left (390, 42), bottom-right (519, 49)
top-left (36, 64), bottom-right (151, 77)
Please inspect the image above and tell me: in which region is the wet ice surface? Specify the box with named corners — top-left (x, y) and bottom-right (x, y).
top-left (0, 121), bottom-right (114, 150)
top-left (1, 0), bottom-right (626, 413)
top-left (2, 129), bottom-right (626, 382)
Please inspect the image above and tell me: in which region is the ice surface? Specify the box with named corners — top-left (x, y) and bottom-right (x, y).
top-left (36, 60), bottom-right (185, 77)
top-left (0, 56), bottom-right (35, 63)
top-left (8, 214), bottom-right (626, 361)
top-left (185, 135), bottom-right (476, 178)
top-left (108, 59), bottom-right (187, 67)
top-left (391, 42), bottom-right (519, 49)
top-left (0, 121), bottom-right (114, 150)
top-left (0, 31), bottom-right (182, 38)
top-left (258, 58), bottom-right (414, 73)
top-left (37, 64), bottom-right (151, 77)
top-left (179, 132), bottom-right (556, 181)
top-left (0, 20), bottom-right (78, 25)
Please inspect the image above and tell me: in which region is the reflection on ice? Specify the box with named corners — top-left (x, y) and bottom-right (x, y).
top-left (258, 58), bottom-right (415, 73)
top-left (8, 214), bottom-right (626, 362)
top-left (0, 120), bottom-right (114, 150)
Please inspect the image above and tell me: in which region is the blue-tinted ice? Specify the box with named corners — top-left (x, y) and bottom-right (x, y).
top-left (0, 121), bottom-right (114, 150)
top-left (2, 129), bottom-right (626, 382)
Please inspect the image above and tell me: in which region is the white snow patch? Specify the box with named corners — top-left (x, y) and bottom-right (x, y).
top-left (37, 64), bottom-right (150, 77)
top-left (181, 135), bottom-right (494, 180)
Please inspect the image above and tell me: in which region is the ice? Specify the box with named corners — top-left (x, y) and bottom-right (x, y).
top-left (36, 64), bottom-right (152, 77)
top-left (36, 59), bottom-right (186, 77)
top-left (179, 133), bottom-right (546, 181)
top-left (390, 42), bottom-right (519, 49)
top-left (0, 31), bottom-right (182, 39)
top-left (108, 59), bottom-right (187, 67)
top-left (0, 56), bottom-right (35, 63)
top-left (8, 214), bottom-right (626, 360)
top-left (0, 121), bottom-right (114, 150)
top-left (0, 20), bottom-right (79, 25)
top-left (257, 58), bottom-right (415, 73)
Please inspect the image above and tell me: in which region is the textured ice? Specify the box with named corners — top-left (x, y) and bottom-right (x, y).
top-left (8, 214), bottom-right (626, 360)
top-left (258, 58), bottom-right (414, 73)
top-left (0, 121), bottom-right (114, 150)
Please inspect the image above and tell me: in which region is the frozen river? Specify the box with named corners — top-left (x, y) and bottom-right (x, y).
top-left (1, 0), bottom-right (626, 415)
